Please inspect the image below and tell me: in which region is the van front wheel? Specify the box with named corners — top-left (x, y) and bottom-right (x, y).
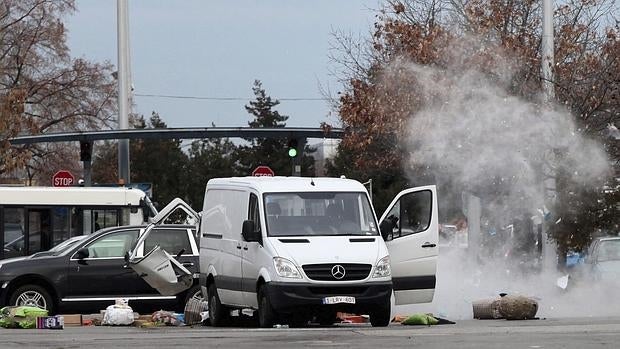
top-left (208, 284), bottom-right (229, 327)
top-left (370, 302), bottom-right (391, 327)
top-left (257, 286), bottom-right (277, 328)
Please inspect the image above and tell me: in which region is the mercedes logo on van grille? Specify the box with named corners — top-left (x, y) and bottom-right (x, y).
top-left (331, 264), bottom-right (346, 280)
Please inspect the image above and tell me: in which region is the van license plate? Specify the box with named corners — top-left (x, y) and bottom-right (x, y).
top-left (322, 296), bottom-right (355, 304)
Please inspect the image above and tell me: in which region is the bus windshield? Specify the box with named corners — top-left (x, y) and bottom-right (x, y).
top-left (264, 192), bottom-right (378, 237)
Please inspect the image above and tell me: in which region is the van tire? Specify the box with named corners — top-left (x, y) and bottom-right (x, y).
top-left (208, 284), bottom-right (229, 327)
top-left (370, 302), bottom-right (391, 327)
top-left (257, 286), bottom-right (277, 328)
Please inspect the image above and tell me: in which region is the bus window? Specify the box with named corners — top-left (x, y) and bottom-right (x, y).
top-left (52, 207), bottom-right (70, 248)
top-left (121, 208), bottom-right (131, 226)
top-left (28, 209), bottom-right (51, 254)
top-left (70, 207), bottom-right (82, 237)
top-left (92, 209), bottom-right (119, 232)
top-left (3, 208), bottom-right (25, 258)
top-left (83, 209), bottom-right (93, 235)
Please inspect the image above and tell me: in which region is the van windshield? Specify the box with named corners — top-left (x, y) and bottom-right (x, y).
top-left (264, 192), bottom-right (378, 237)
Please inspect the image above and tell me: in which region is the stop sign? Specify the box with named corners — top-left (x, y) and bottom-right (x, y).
top-left (251, 165), bottom-right (275, 177)
top-left (52, 170), bottom-right (75, 187)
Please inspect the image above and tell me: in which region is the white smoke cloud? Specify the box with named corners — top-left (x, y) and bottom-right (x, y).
top-left (396, 248), bottom-right (620, 319)
top-left (385, 41), bottom-right (613, 319)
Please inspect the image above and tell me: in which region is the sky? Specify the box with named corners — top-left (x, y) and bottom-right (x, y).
top-left (65, 0), bottom-right (380, 129)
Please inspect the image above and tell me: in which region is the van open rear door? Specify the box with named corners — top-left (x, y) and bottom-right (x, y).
top-left (379, 185), bottom-right (438, 305)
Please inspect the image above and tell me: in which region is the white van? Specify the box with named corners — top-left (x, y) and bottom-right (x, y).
top-left (199, 176), bottom-right (438, 327)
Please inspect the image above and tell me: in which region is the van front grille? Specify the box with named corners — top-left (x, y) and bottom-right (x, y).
top-left (302, 263), bottom-right (372, 281)
top-left (308, 286), bottom-right (368, 295)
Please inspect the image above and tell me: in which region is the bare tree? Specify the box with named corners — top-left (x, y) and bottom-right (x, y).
top-left (0, 0), bottom-right (117, 184)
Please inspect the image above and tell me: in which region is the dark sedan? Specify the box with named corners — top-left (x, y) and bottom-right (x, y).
top-left (0, 225), bottom-right (200, 314)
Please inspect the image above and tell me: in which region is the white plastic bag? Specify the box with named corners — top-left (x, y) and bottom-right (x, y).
top-left (102, 304), bottom-right (135, 326)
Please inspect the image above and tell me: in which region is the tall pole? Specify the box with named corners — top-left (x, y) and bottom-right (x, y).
top-left (117, 0), bottom-right (130, 185)
top-left (542, 0), bottom-right (557, 270)
top-left (542, 0), bottom-right (555, 102)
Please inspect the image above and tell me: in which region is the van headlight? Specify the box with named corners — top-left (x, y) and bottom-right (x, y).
top-left (273, 257), bottom-right (301, 279)
top-left (372, 256), bottom-right (391, 278)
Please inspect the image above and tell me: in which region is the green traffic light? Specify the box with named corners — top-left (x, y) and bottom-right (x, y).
top-left (288, 148), bottom-right (298, 157)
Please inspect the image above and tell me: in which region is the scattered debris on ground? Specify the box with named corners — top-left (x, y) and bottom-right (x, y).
top-left (498, 294), bottom-right (538, 320)
top-left (184, 297), bottom-right (208, 326)
top-left (392, 313), bottom-right (456, 326)
top-left (0, 306), bottom-right (48, 329)
top-left (102, 299), bottom-right (135, 326)
top-left (473, 294), bottom-right (539, 320)
top-left (337, 313), bottom-right (368, 324)
top-left (473, 298), bottom-right (503, 319)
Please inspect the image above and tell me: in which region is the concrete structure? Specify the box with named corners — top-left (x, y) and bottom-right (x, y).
top-left (311, 139), bottom-right (340, 176)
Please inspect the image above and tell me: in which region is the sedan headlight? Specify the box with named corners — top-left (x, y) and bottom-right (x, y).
top-left (372, 256), bottom-right (391, 278)
top-left (273, 257), bottom-right (301, 279)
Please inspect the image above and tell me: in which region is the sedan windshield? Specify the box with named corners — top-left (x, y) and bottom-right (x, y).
top-left (264, 192), bottom-right (378, 237)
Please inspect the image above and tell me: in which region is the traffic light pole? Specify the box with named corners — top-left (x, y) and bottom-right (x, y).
top-left (291, 137), bottom-right (306, 176)
top-left (83, 159), bottom-right (92, 186)
top-left (80, 141), bottom-right (93, 186)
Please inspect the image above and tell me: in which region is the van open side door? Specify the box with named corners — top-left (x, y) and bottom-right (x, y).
top-left (378, 185), bottom-right (438, 305)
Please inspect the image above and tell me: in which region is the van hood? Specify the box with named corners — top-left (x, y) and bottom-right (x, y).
top-left (269, 236), bottom-right (383, 267)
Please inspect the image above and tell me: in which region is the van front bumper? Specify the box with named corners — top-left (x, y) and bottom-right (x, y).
top-left (264, 281), bottom-right (392, 314)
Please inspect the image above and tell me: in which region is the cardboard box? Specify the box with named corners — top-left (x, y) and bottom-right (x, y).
top-left (36, 316), bottom-right (64, 329)
top-left (61, 314), bottom-right (82, 327)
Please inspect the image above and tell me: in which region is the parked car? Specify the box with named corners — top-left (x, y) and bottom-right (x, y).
top-left (0, 225), bottom-right (200, 314)
top-left (586, 236), bottom-right (620, 285)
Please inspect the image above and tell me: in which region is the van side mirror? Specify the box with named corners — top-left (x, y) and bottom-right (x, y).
top-left (75, 248), bottom-right (89, 259)
top-left (242, 220), bottom-right (261, 243)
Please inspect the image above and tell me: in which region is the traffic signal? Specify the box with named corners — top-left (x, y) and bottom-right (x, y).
top-left (80, 141), bottom-right (92, 162)
top-left (287, 138), bottom-right (298, 158)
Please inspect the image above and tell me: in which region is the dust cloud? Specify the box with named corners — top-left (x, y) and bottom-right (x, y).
top-left (395, 248), bottom-right (620, 319)
top-left (385, 41), bottom-right (614, 319)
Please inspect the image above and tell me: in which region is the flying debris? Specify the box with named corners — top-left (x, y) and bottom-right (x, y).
top-left (607, 123), bottom-right (620, 140)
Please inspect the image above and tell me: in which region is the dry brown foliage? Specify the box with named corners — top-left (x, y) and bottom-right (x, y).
top-left (0, 0), bottom-right (117, 184)
top-left (334, 0), bottom-right (619, 170)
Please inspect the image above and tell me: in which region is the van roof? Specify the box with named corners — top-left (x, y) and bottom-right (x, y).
top-left (206, 176), bottom-right (368, 193)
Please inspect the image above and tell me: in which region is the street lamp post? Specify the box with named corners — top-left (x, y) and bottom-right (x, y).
top-left (542, 0), bottom-right (555, 102)
top-left (117, 0), bottom-right (131, 185)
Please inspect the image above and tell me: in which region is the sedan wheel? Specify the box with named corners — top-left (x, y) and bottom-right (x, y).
top-left (10, 284), bottom-right (54, 313)
top-left (17, 291), bottom-right (47, 308)
top-left (189, 288), bottom-right (204, 302)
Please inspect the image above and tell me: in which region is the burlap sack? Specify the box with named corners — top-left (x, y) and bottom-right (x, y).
top-left (498, 295), bottom-right (538, 320)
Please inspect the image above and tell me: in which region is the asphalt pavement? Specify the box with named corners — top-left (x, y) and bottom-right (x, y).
top-left (1, 317), bottom-right (619, 349)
